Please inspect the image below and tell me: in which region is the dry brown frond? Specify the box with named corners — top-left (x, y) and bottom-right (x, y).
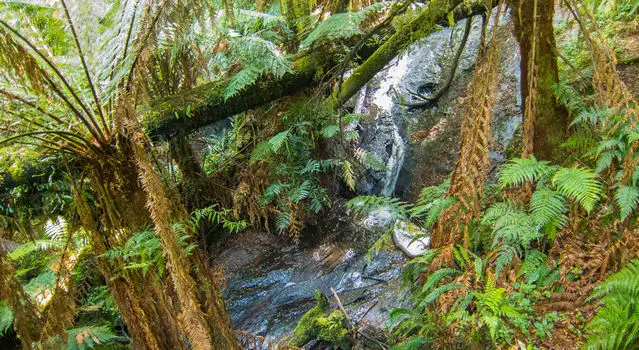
top-left (431, 6), bottom-right (503, 248)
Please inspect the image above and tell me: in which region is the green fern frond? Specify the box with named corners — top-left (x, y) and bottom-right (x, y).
top-left (275, 212), bottom-right (291, 233)
top-left (0, 301), bottom-right (13, 336)
top-left (529, 188), bottom-right (568, 228)
top-left (586, 259), bottom-right (639, 350)
top-left (65, 325), bottom-right (117, 350)
top-left (341, 160), bottom-right (356, 191)
top-left (319, 124), bottom-right (340, 138)
top-left (224, 35), bottom-right (292, 99)
top-left (614, 185), bottom-right (639, 220)
top-left (498, 156), bottom-right (554, 188)
top-left (552, 167), bottom-right (603, 213)
top-left (570, 106), bottom-right (614, 127)
top-left (414, 179), bottom-right (450, 207)
top-left (346, 195), bottom-right (411, 220)
top-left (419, 197), bottom-right (458, 229)
top-left (250, 141), bottom-right (274, 164)
top-left (301, 2), bottom-right (387, 48)
top-left (268, 129), bottom-right (291, 153)
top-left (354, 147), bottom-right (386, 170)
top-left (390, 336), bottom-right (432, 350)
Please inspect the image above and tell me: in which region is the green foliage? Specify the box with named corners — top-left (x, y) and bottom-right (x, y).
top-left (301, 3), bottom-right (387, 48)
top-left (614, 185), bottom-right (639, 221)
top-left (65, 325), bottom-right (118, 350)
top-left (192, 205), bottom-right (248, 233)
top-left (101, 226), bottom-right (197, 278)
top-left (290, 290), bottom-right (331, 346)
top-left (586, 259), bottom-right (639, 349)
top-left (346, 195), bottom-right (411, 220)
top-left (498, 156), bottom-right (554, 188)
top-left (552, 167), bottom-right (602, 213)
top-left (0, 300), bottom-right (13, 336)
top-left (223, 35), bottom-right (293, 99)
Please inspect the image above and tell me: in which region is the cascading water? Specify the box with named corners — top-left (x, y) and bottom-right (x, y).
top-left (349, 17), bottom-right (484, 198)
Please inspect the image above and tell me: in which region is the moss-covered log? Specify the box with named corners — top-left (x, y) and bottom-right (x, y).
top-left (328, 0), bottom-right (489, 108)
top-left (143, 0), bottom-right (490, 140)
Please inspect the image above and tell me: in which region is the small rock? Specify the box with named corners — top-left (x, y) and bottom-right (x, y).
top-left (392, 221), bottom-right (430, 258)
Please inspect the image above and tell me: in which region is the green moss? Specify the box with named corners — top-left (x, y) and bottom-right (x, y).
top-left (317, 310), bottom-right (349, 348)
top-left (290, 290), bottom-right (330, 346)
top-left (289, 291), bottom-right (351, 347)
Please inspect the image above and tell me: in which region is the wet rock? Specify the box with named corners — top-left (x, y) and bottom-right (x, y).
top-left (392, 221), bottom-right (430, 258)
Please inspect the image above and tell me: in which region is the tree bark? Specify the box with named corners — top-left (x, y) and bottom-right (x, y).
top-left (510, 0), bottom-right (568, 161)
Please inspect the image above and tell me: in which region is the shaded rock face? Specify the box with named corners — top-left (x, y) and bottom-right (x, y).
top-left (348, 16), bottom-right (485, 198)
top-left (219, 218), bottom-right (410, 344)
top-left (349, 14), bottom-right (522, 199)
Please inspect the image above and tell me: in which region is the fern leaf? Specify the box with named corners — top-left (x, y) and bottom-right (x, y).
top-left (346, 196), bottom-right (411, 220)
top-left (0, 301), bottom-right (12, 336)
top-left (498, 156), bottom-right (553, 188)
top-left (341, 160), bottom-right (356, 191)
top-left (354, 147), bottom-right (386, 170)
top-left (614, 185), bottom-right (639, 220)
top-left (319, 125), bottom-right (340, 138)
top-left (552, 167), bottom-right (602, 213)
top-left (530, 188), bottom-right (568, 227)
top-left (268, 129), bottom-right (290, 153)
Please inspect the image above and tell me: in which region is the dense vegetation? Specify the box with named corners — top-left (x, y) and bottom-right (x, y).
top-left (0, 0), bottom-right (637, 349)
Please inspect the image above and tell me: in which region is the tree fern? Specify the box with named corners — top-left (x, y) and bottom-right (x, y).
top-left (552, 167), bottom-right (603, 213)
top-left (614, 185), bottom-right (639, 220)
top-left (586, 259), bottom-right (639, 349)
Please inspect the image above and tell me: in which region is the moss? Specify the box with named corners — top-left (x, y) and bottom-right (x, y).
top-left (317, 310), bottom-right (350, 348)
top-left (289, 291), bottom-right (351, 347)
top-left (290, 290), bottom-right (331, 346)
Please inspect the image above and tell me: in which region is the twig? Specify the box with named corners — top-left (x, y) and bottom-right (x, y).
top-left (330, 288), bottom-right (389, 349)
top-left (399, 16), bottom-right (473, 108)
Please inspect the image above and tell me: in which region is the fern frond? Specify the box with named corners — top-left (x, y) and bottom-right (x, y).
top-left (341, 160), bottom-right (356, 191)
top-left (586, 260), bottom-right (639, 350)
top-left (354, 147), bottom-right (386, 170)
top-left (0, 301), bottom-right (13, 336)
top-left (319, 124), bottom-right (340, 138)
top-left (65, 325), bottom-right (117, 349)
top-left (614, 185), bottom-right (639, 220)
top-left (268, 129), bottom-right (290, 153)
top-left (301, 2), bottom-right (387, 48)
top-left (346, 196), bottom-right (411, 220)
top-left (529, 188), bottom-right (568, 228)
top-left (552, 167), bottom-right (603, 213)
top-left (498, 156), bottom-right (553, 188)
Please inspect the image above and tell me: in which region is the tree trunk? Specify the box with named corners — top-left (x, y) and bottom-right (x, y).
top-left (510, 0), bottom-right (568, 161)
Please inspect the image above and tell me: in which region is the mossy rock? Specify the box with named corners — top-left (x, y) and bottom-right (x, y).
top-left (289, 290), bottom-right (350, 348)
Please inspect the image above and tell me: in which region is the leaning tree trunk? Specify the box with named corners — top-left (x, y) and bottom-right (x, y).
top-left (510, 0), bottom-right (568, 161)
